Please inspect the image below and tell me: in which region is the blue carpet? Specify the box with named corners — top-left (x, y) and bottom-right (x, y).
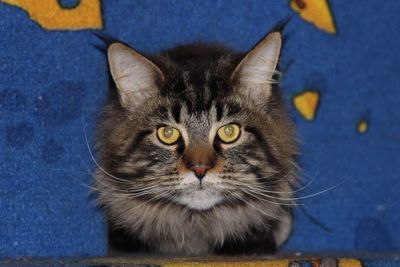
top-left (0, 0), bottom-right (399, 257)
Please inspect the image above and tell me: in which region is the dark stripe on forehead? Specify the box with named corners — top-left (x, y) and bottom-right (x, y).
top-left (216, 101), bottom-right (224, 121)
top-left (187, 71), bottom-right (209, 114)
top-left (163, 73), bottom-right (193, 113)
top-left (194, 91), bottom-right (206, 115)
top-left (157, 106), bottom-right (169, 120)
top-left (171, 102), bottom-right (181, 123)
top-left (226, 102), bottom-right (241, 117)
top-left (244, 126), bottom-right (282, 169)
top-left (182, 95), bottom-right (194, 114)
top-left (208, 72), bottom-right (231, 99)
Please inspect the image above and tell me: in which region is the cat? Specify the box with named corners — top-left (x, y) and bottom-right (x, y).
top-left (93, 25), bottom-right (298, 255)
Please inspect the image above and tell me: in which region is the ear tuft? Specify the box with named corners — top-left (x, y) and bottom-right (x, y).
top-left (231, 31), bottom-right (282, 104)
top-left (271, 16), bottom-right (292, 33)
top-left (107, 43), bottom-right (164, 109)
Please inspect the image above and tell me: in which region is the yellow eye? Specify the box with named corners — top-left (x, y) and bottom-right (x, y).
top-left (217, 124), bottom-right (241, 143)
top-left (157, 126), bottom-right (180, 145)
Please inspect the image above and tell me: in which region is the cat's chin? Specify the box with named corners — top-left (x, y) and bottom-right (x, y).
top-left (175, 188), bottom-right (223, 210)
top-left (174, 173), bottom-right (224, 210)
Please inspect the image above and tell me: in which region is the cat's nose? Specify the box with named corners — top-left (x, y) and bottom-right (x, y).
top-left (182, 144), bottom-right (216, 180)
top-left (188, 164), bottom-right (212, 180)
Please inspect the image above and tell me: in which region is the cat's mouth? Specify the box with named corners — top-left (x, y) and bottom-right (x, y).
top-left (174, 185), bottom-right (223, 210)
top-left (173, 172), bottom-right (224, 210)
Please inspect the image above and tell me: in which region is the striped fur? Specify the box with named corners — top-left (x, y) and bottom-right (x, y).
top-left (94, 31), bottom-right (297, 255)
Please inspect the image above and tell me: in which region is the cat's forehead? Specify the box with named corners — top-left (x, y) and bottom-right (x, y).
top-left (160, 69), bottom-right (233, 115)
top-left (156, 65), bottom-right (244, 134)
top-left (184, 110), bottom-right (213, 139)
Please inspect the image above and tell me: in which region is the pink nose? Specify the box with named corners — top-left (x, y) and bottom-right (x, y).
top-left (189, 164), bottom-right (212, 180)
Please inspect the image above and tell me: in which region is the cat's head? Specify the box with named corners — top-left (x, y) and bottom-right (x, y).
top-left (95, 31), bottom-right (296, 212)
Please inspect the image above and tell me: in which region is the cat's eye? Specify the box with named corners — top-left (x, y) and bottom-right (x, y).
top-left (157, 126), bottom-right (181, 145)
top-left (217, 124), bottom-right (241, 144)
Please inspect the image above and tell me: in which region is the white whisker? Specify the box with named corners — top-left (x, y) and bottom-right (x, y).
top-left (81, 106), bottom-right (132, 184)
top-left (227, 190), bottom-right (279, 220)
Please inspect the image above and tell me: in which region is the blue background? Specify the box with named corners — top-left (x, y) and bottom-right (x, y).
top-left (0, 0), bottom-right (399, 257)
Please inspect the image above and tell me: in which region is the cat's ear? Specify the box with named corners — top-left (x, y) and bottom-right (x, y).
top-left (107, 43), bottom-right (164, 108)
top-left (231, 31), bottom-right (281, 104)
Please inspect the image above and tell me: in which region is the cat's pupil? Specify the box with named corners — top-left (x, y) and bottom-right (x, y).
top-left (224, 125), bottom-right (234, 136)
top-left (163, 126), bottom-right (174, 138)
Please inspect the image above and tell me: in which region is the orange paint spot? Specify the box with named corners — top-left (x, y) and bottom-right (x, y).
top-left (290, 0), bottom-right (336, 34)
top-left (2, 0), bottom-right (102, 30)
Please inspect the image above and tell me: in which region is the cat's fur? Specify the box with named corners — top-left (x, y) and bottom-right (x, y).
top-left (94, 28), bottom-right (297, 255)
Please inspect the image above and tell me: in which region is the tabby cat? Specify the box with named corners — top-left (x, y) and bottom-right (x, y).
top-left (94, 26), bottom-right (297, 255)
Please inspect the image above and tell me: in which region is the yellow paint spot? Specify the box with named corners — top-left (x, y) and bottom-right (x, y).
top-left (293, 90), bottom-right (320, 121)
top-left (163, 260), bottom-right (290, 267)
top-left (338, 258), bottom-right (363, 267)
top-left (290, 0), bottom-right (336, 34)
top-left (357, 119), bottom-right (368, 134)
top-left (2, 0), bottom-right (102, 30)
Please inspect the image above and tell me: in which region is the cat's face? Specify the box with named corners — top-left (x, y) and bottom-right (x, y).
top-left (96, 32), bottom-right (296, 213)
top-left (139, 96), bottom-right (278, 210)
